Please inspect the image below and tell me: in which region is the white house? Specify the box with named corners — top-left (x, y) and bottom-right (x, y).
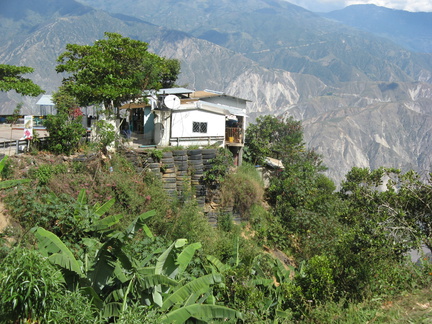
top-left (121, 88), bottom-right (249, 165)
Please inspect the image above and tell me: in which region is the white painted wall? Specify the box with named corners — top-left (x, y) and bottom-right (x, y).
top-left (171, 109), bottom-right (225, 138)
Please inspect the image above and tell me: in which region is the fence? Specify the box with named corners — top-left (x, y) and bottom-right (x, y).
top-left (0, 137), bottom-right (48, 154)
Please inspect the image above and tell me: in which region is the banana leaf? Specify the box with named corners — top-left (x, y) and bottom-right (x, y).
top-left (94, 197), bottom-right (116, 217)
top-left (176, 242), bottom-right (202, 276)
top-left (89, 213), bottom-right (123, 232)
top-left (125, 210), bottom-right (156, 238)
top-left (155, 239), bottom-right (187, 278)
top-left (161, 273), bottom-right (221, 311)
top-left (33, 227), bottom-right (83, 276)
top-left (206, 255), bottom-right (230, 273)
top-left (0, 178), bottom-right (30, 189)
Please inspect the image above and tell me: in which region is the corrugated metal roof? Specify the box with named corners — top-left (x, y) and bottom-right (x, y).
top-left (156, 88), bottom-right (194, 95)
top-left (191, 90), bottom-right (220, 99)
top-left (36, 95), bottom-right (54, 106)
top-left (199, 101), bottom-right (248, 117)
top-left (191, 90), bottom-right (251, 102)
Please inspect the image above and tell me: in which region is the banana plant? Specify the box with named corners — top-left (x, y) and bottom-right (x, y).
top-left (207, 252), bottom-right (295, 322)
top-left (154, 240), bottom-right (242, 323)
top-left (33, 209), bottom-right (159, 318)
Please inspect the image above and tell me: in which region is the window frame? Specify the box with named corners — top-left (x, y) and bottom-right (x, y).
top-left (192, 121), bottom-right (208, 134)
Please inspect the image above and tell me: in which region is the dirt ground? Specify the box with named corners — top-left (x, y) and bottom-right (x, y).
top-left (0, 201), bottom-right (9, 233)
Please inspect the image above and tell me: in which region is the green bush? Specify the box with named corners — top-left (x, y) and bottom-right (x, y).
top-left (29, 163), bottom-right (68, 185)
top-left (48, 289), bottom-right (96, 323)
top-left (0, 248), bottom-right (65, 323)
top-left (298, 255), bottom-right (336, 303)
top-left (43, 113), bottom-right (85, 156)
top-left (220, 164), bottom-right (264, 218)
top-left (203, 148), bottom-right (234, 187)
top-left (4, 185), bottom-right (73, 232)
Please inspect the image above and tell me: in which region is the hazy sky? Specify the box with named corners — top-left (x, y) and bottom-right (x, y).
top-left (288, 0), bottom-right (432, 12)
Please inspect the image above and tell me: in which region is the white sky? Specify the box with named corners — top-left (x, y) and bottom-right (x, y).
top-left (288, 0), bottom-right (432, 12)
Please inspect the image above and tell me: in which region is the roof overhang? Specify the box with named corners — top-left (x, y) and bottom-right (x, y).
top-left (119, 102), bottom-right (148, 109)
top-left (36, 95), bottom-right (54, 106)
top-left (191, 89), bottom-right (251, 103)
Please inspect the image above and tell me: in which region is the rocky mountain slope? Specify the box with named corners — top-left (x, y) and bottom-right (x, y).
top-left (1, 0), bottom-right (432, 184)
top-left (322, 4), bottom-right (432, 53)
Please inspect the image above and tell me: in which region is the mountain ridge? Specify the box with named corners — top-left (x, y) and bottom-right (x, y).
top-left (322, 4), bottom-right (432, 53)
top-left (1, 0), bottom-right (432, 184)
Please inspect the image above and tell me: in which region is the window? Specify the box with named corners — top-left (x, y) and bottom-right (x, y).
top-left (193, 122), bottom-right (207, 133)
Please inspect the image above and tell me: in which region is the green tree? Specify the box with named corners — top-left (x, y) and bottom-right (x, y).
top-left (56, 32), bottom-right (180, 117)
top-left (245, 115), bottom-right (303, 165)
top-left (43, 86), bottom-right (85, 155)
top-left (0, 64), bottom-right (44, 96)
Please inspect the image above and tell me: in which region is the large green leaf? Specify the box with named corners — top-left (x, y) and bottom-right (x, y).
top-left (161, 273), bottom-right (221, 311)
top-left (101, 302), bottom-right (122, 319)
top-left (87, 240), bottom-right (116, 293)
top-left (155, 239), bottom-right (187, 278)
top-left (94, 197), bottom-right (116, 217)
top-left (33, 227), bottom-right (83, 276)
top-left (81, 286), bottom-right (104, 310)
top-left (160, 304), bottom-right (242, 323)
top-left (177, 242), bottom-right (202, 277)
top-left (0, 155), bottom-right (7, 173)
top-left (206, 255), bottom-right (230, 273)
top-left (137, 274), bottom-right (178, 290)
top-left (125, 210), bottom-right (156, 238)
top-left (0, 178), bottom-right (30, 189)
top-left (76, 188), bottom-right (87, 206)
top-left (89, 213), bottom-right (123, 232)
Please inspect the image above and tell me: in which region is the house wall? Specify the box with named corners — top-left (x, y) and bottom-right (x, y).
top-left (143, 107), bottom-right (154, 144)
top-left (170, 109), bottom-right (225, 147)
top-left (153, 110), bottom-right (172, 146)
top-left (171, 110), bottom-right (225, 138)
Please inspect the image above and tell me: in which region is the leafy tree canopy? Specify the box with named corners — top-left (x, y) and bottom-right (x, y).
top-left (245, 115), bottom-right (304, 165)
top-left (43, 86), bottom-right (85, 155)
top-left (0, 64), bottom-right (44, 97)
top-left (56, 32), bottom-right (180, 116)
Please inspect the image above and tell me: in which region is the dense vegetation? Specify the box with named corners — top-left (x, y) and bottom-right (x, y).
top-left (1, 35), bottom-right (432, 323)
top-left (0, 115), bottom-right (432, 323)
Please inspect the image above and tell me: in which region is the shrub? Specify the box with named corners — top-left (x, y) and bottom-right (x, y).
top-left (297, 255), bottom-right (336, 303)
top-left (48, 289), bottom-right (96, 323)
top-left (0, 248), bottom-right (65, 323)
top-left (220, 163), bottom-right (264, 218)
top-left (203, 148), bottom-right (234, 187)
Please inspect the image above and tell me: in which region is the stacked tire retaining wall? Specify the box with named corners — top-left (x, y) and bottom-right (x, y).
top-left (124, 148), bottom-right (236, 227)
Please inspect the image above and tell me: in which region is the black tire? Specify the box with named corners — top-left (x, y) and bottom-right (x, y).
top-left (163, 183), bottom-right (177, 189)
top-left (202, 154), bottom-right (216, 160)
top-left (174, 161), bottom-right (189, 167)
top-left (163, 168), bottom-right (176, 174)
top-left (162, 163), bottom-right (175, 169)
top-left (201, 149), bottom-right (217, 155)
top-left (187, 149), bottom-right (202, 156)
top-left (162, 177), bottom-right (176, 183)
top-left (172, 150), bottom-right (187, 156)
top-left (176, 165), bottom-right (188, 172)
top-left (173, 156), bottom-right (188, 162)
top-left (162, 151), bottom-right (173, 158)
top-left (161, 157), bottom-right (174, 163)
top-left (188, 159), bottom-right (203, 165)
top-left (188, 154), bottom-right (202, 160)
